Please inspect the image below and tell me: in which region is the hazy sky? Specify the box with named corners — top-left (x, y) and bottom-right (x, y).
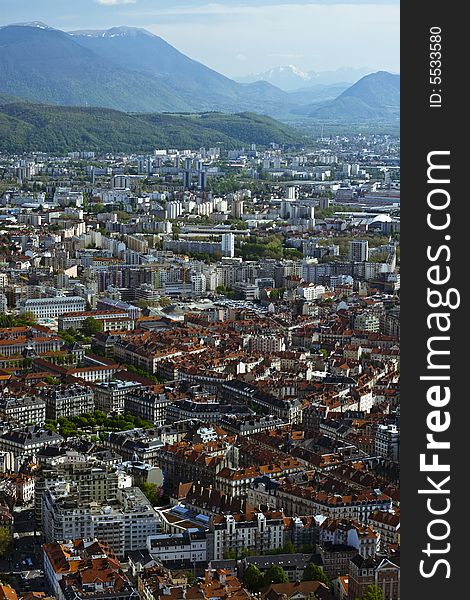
top-left (1, 0), bottom-right (400, 78)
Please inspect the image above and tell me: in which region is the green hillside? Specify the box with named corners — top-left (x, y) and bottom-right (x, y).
top-left (0, 103), bottom-right (303, 153)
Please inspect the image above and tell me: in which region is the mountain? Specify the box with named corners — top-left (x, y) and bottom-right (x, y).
top-left (0, 24), bottom-right (289, 115)
top-left (237, 65), bottom-right (372, 91)
top-left (237, 65), bottom-right (311, 91)
top-left (0, 24), bottom-right (398, 124)
top-left (69, 26), bottom-right (289, 113)
top-left (0, 102), bottom-right (303, 153)
top-left (307, 71), bottom-right (400, 122)
top-left (0, 25), bottom-right (190, 112)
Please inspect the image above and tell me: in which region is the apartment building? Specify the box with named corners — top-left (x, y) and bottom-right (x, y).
top-left (58, 310), bottom-right (133, 332)
top-left (21, 296), bottom-right (86, 319)
top-left (42, 485), bottom-right (160, 558)
top-left (348, 554), bottom-right (400, 600)
top-left (0, 396), bottom-right (46, 425)
top-left (124, 389), bottom-right (171, 426)
top-left (210, 510), bottom-right (284, 560)
top-left (94, 380), bottom-right (143, 414)
top-left (40, 384), bottom-right (94, 420)
top-left (147, 530), bottom-right (207, 565)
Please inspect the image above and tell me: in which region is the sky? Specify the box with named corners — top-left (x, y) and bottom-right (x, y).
top-left (0, 0), bottom-right (400, 78)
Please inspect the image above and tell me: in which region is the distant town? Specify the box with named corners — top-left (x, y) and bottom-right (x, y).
top-left (0, 132), bottom-right (400, 600)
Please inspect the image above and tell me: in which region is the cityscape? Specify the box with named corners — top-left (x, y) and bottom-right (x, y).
top-left (0, 6), bottom-right (400, 600)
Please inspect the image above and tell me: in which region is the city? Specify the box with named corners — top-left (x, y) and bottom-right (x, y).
top-left (0, 136), bottom-right (400, 600)
top-left (0, 5), bottom-right (400, 600)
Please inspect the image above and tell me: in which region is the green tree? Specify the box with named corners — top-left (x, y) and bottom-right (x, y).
top-left (0, 312), bottom-right (39, 328)
top-left (91, 203), bottom-right (105, 214)
top-left (263, 564), bottom-right (289, 587)
top-left (0, 527), bottom-right (12, 558)
top-left (16, 311), bottom-right (38, 326)
top-left (362, 584), bottom-right (384, 600)
top-left (159, 296), bottom-right (172, 308)
top-left (243, 564), bottom-right (263, 593)
top-left (0, 315), bottom-right (15, 328)
top-left (81, 317), bottom-right (103, 337)
top-left (302, 563), bottom-right (329, 586)
top-left (283, 540), bottom-right (296, 554)
top-left (139, 482), bottom-right (160, 506)
top-left (186, 571), bottom-right (196, 587)
top-left (223, 549), bottom-right (237, 560)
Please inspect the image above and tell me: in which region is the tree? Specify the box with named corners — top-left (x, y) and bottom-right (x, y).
top-left (0, 315), bottom-right (15, 328)
top-left (159, 296), bottom-right (172, 308)
top-left (283, 540), bottom-right (296, 554)
top-left (186, 571), bottom-right (196, 587)
top-left (0, 312), bottom-right (38, 328)
top-left (81, 317), bottom-right (103, 337)
top-left (0, 527), bottom-right (12, 558)
top-left (302, 563), bottom-right (329, 586)
top-left (16, 311), bottom-right (38, 326)
top-left (223, 549), bottom-right (237, 560)
top-left (263, 565), bottom-right (289, 587)
top-left (91, 203), bottom-right (105, 214)
top-left (139, 482), bottom-right (160, 506)
top-left (362, 584), bottom-right (384, 600)
top-left (243, 564), bottom-right (263, 593)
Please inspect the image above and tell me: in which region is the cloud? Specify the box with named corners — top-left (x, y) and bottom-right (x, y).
top-left (95, 0), bottom-right (137, 6)
top-left (145, 3), bottom-right (399, 78)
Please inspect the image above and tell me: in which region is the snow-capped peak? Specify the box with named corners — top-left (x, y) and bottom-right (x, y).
top-left (275, 65), bottom-right (311, 81)
top-left (8, 21), bottom-right (54, 30)
top-left (69, 26), bottom-right (154, 39)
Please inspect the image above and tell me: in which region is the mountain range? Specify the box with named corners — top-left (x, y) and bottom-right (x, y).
top-left (236, 65), bottom-right (372, 91)
top-left (0, 23), bottom-right (289, 114)
top-left (0, 23), bottom-right (399, 125)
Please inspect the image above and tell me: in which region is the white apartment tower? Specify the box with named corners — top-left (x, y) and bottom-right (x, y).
top-left (349, 240), bottom-right (369, 262)
top-left (221, 233), bottom-right (235, 258)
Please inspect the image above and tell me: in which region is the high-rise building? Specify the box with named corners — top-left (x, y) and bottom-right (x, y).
top-left (191, 273), bottom-right (207, 295)
top-left (137, 157), bottom-right (146, 174)
top-left (198, 170), bottom-right (207, 191)
top-left (221, 233), bottom-right (235, 258)
top-left (286, 186), bottom-right (297, 200)
top-left (231, 199), bottom-right (244, 219)
top-left (348, 240), bottom-right (369, 262)
top-left (166, 201), bottom-right (183, 220)
top-left (280, 186), bottom-right (297, 219)
top-left (183, 170), bottom-right (192, 189)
